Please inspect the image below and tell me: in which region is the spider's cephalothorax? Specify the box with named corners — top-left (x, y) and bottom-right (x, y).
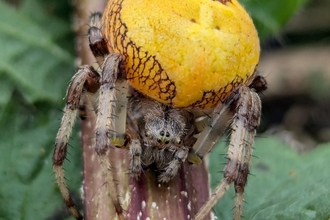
top-left (53, 0), bottom-right (267, 220)
top-left (127, 94), bottom-right (197, 182)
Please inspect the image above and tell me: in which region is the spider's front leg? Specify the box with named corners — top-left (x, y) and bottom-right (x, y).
top-left (94, 53), bottom-right (128, 220)
top-left (53, 13), bottom-right (128, 220)
top-left (89, 13), bottom-right (129, 220)
top-left (191, 78), bottom-right (264, 220)
top-left (52, 65), bottom-right (101, 220)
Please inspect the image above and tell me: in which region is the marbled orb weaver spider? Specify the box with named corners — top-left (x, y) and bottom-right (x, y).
top-left (52, 0), bottom-right (267, 219)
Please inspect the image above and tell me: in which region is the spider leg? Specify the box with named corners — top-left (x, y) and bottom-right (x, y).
top-left (89, 13), bottom-right (128, 147)
top-left (94, 53), bottom-right (128, 220)
top-left (53, 66), bottom-right (101, 220)
top-left (194, 86), bottom-right (261, 220)
top-left (232, 86), bottom-right (261, 219)
top-left (88, 12), bottom-right (129, 219)
top-left (88, 12), bottom-right (108, 67)
top-left (188, 97), bottom-right (234, 164)
top-left (53, 12), bottom-right (128, 220)
top-left (128, 139), bottom-right (143, 179)
top-left (158, 148), bottom-right (189, 183)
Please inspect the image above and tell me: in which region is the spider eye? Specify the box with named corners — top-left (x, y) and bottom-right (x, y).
top-left (165, 140), bottom-right (169, 144)
top-left (157, 138), bottom-right (162, 143)
top-left (145, 132), bottom-right (150, 137)
top-left (159, 131), bottom-right (165, 136)
top-left (165, 132), bottom-right (170, 137)
top-left (177, 138), bottom-right (182, 145)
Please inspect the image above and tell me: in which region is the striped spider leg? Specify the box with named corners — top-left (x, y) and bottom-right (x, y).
top-left (52, 13), bottom-right (127, 220)
top-left (191, 75), bottom-right (267, 220)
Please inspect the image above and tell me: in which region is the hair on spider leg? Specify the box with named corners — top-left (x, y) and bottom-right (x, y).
top-left (242, 138), bottom-right (253, 146)
top-left (201, 110), bottom-right (212, 119)
top-left (71, 122), bottom-right (83, 133)
top-left (63, 176), bottom-right (70, 182)
top-left (251, 154), bottom-right (259, 159)
top-left (216, 170), bottom-right (225, 175)
top-left (67, 132), bottom-right (76, 140)
top-left (227, 206), bottom-right (247, 220)
top-left (219, 161), bottom-right (228, 167)
top-left (67, 142), bottom-right (76, 149)
top-left (66, 150), bottom-right (72, 157)
top-left (239, 214), bottom-right (246, 220)
top-left (230, 194), bottom-right (238, 202)
top-left (99, 172), bottom-right (120, 192)
top-left (219, 153), bottom-right (229, 157)
top-left (242, 197), bottom-right (249, 206)
top-left (61, 167), bottom-right (69, 173)
top-left (64, 157), bottom-right (72, 163)
top-left (50, 170), bottom-right (57, 178)
top-left (107, 113), bottom-right (120, 119)
top-left (248, 172), bottom-right (256, 178)
top-left (57, 108), bottom-right (66, 114)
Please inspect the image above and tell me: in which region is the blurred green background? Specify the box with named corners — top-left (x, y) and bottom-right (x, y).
top-left (0, 0), bottom-right (329, 219)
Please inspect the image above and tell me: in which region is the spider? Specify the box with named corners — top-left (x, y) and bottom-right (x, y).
top-left (52, 0), bottom-right (267, 219)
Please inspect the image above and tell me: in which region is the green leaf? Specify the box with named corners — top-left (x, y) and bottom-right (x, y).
top-left (0, 0), bottom-right (74, 104)
top-left (0, 1), bottom-right (80, 220)
top-left (241, 0), bottom-right (309, 40)
top-left (0, 95), bottom-right (82, 220)
top-left (210, 137), bottom-right (330, 220)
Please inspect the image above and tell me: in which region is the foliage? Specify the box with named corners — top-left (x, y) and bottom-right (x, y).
top-left (242, 0), bottom-right (309, 39)
top-left (0, 0), bottom-right (316, 219)
top-left (210, 137), bottom-right (330, 220)
top-left (0, 0), bottom-right (79, 219)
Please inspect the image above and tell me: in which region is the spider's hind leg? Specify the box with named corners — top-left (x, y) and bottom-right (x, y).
top-left (193, 85), bottom-right (262, 220)
top-left (230, 86), bottom-right (261, 219)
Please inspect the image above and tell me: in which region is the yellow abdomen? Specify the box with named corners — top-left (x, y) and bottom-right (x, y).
top-left (103, 0), bottom-right (259, 109)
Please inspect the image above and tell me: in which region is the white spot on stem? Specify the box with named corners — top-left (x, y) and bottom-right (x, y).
top-left (187, 201), bottom-right (191, 211)
top-left (180, 191), bottom-right (188, 197)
